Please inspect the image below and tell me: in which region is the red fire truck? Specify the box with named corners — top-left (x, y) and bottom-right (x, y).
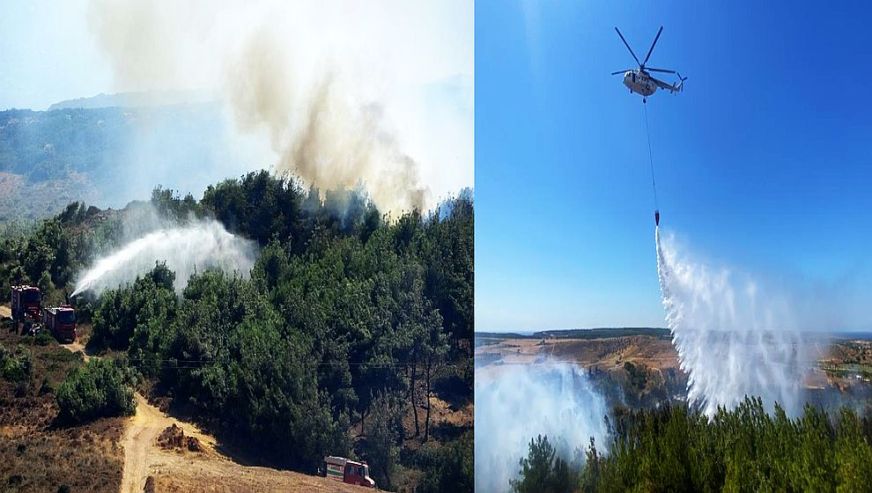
top-left (10, 285), bottom-right (41, 327)
top-left (42, 305), bottom-right (77, 343)
top-left (323, 456), bottom-right (376, 488)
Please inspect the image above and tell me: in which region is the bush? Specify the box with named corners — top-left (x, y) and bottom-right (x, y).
top-left (56, 358), bottom-right (136, 424)
top-left (0, 345), bottom-right (32, 382)
top-left (34, 330), bottom-right (54, 346)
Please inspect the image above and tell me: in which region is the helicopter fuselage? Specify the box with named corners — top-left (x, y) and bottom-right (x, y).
top-left (623, 70), bottom-right (656, 97)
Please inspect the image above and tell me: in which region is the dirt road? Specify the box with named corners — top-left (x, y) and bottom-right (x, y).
top-left (119, 393), bottom-right (218, 493)
top-left (60, 340), bottom-right (90, 361)
top-left (119, 393), bottom-right (370, 493)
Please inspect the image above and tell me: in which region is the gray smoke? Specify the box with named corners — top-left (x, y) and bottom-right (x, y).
top-left (87, 1), bottom-right (448, 215)
top-left (226, 30), bottom-right (429, 213)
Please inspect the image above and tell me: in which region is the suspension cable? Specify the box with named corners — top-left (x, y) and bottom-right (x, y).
top-left (643, 103), bottom-right (659, 211)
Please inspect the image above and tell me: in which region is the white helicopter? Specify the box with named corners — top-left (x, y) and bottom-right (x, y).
top-left (612, 26), bottom-right (686, 103)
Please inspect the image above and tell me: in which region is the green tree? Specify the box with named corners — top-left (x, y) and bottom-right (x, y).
top-left (511, 435), bottom-right (576, 493)
top-left (91, 262), bottom-right (176, 350)
top-left (363, 391), bottom-right (402, 490)
top-left (417, 431), bottom-right (473, 493)
top-left (56, 358), bottom-right (136, 424)
top-left (835, 408), bottom-right (872, 493)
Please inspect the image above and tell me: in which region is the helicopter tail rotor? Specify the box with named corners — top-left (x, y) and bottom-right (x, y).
top-left (676, 72), bottom-right (687, 92)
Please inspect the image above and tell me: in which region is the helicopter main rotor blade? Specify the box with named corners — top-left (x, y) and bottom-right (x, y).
top-left (642, 26), bottom-right (664, 67)
top-left (611, 69), bottom-right (633, 75)
top-left (614, 27), bottom-right (641, 66)
top-left (646, 67), bottom-right (676, 74)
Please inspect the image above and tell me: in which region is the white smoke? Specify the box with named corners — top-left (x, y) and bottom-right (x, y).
top-left (656, 227), bottom-right (808, 417)
top-left (71, 219), bottom-right (257, 296)
top-left (474, 362), bottom-right (609, 493)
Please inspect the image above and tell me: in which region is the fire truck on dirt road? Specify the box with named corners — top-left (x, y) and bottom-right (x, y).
top-left (323, 456), bottom-right (376, 488)
top-left (10, 285), bottom-right (41, 326)
top-left (10, 286), bottom-right (77, 343)
top-left (42, 305), bottom-right (77, 343)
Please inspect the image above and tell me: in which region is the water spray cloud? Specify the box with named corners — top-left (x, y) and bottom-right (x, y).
top-left (474, 362), bottom-right (609, 493)
top-left (655, 227), bottom-right (807, 417)
top-left (72, 219), bottom-right (256, 297)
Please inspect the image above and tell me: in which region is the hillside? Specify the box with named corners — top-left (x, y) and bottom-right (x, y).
top-left (0, 172), bottom-right (473, 492)
top-left (0, 102), bottom-right (249, 222)
top-left (0, 315), bottom-right (125, 492)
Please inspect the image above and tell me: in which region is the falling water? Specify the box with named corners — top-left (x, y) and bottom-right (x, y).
top-left (71, 220), bottom-right (257, 297)
top-left (474, 361), bottom-right (609, 493)
top-left (655, 227), bottom-right (806, 417)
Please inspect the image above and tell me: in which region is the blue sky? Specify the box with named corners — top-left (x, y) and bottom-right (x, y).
top-left (476, 1), bottom-right (872, 331)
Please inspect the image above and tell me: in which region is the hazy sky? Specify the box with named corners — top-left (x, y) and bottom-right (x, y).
top-left (0, 0), bottom-right (113, 110)
top-left (476, 1), bottom-right (872, 331)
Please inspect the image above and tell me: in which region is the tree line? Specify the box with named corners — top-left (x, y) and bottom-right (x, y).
top-left (512, 396), bottom-right (872, 493)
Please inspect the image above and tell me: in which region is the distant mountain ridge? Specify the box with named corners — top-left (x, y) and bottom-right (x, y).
top-left (475, 327), bottom-right (671, 340)
top-left (0, 99), bottom-right (253, 223)
top-left (48, 90), bottom-right (215, 111)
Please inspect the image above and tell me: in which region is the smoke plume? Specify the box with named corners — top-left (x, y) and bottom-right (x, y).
top-left (226, 32), bottom-right (428, 212)
top-left (656, 227), bottom-right (809, 417)
top-left (85, 1), bottom-right (472, 215)
top-left (474, 362), bottom-right (609, 493)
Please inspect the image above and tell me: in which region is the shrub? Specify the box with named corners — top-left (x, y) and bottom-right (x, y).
top-left (56, 358), bottom-right (135, 424)
top-left (0, 345), bottom-right (32, 382)
top-left (34, 330), bottom-right (54, 346)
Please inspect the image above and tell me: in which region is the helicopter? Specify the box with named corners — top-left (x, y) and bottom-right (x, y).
top-left (612, 26), bottom-right (686, 103)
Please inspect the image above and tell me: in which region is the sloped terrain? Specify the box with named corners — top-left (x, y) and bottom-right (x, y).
top-left (120, 393), bottom-right (373, 493)
top-left (0, 314), bottom-right (125, 493)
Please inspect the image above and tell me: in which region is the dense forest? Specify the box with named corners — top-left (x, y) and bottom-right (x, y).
top-left (511, 397), bottom-right (872, 493)
top-left (0, 170), bottom-right (473, 491)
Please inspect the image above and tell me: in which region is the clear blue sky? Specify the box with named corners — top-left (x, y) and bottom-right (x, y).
top-left (475, 1), bottom-right (872, 331)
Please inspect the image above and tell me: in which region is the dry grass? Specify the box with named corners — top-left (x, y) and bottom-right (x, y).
top-left (0, 324), bottom-right (124, 493)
